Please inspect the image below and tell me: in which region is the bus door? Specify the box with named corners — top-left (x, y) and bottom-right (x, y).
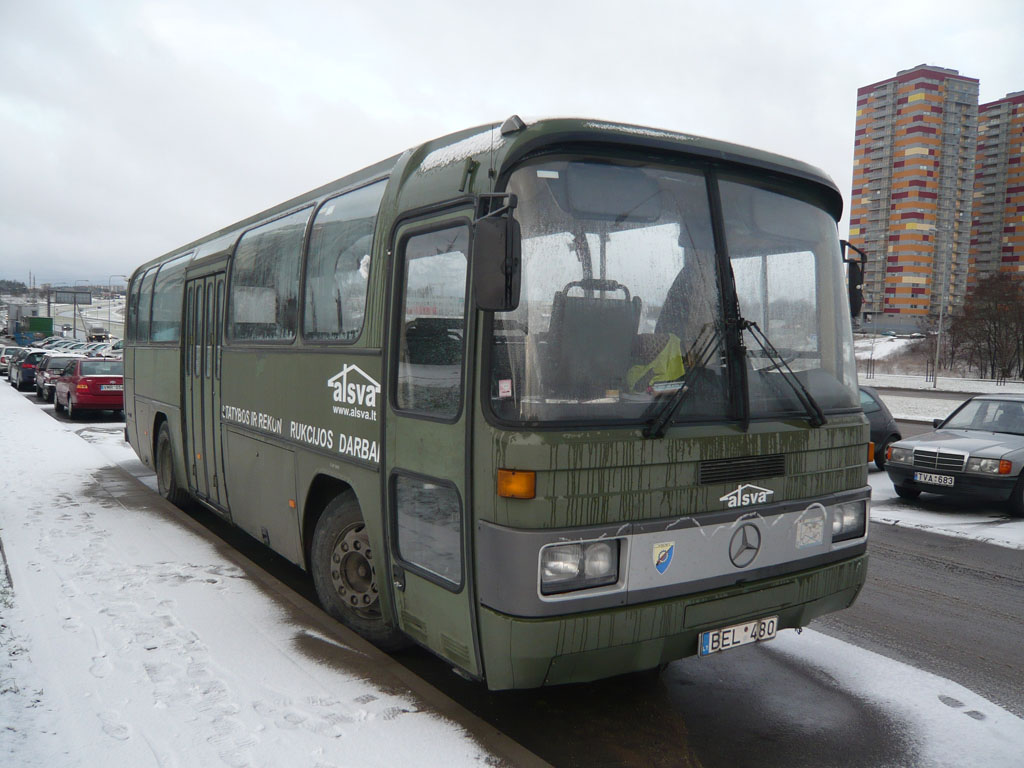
top-left (385, 214), bottom-right (481, 678)
top-left (184, 273), bottom-right (228, 511)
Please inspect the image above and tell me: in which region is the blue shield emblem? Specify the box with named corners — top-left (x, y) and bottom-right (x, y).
top-left (653, 542), bottom-right (674, 574)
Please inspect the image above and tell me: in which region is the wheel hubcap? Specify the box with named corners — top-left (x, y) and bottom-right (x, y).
top-left (329, 523), bottom-right (379, 616)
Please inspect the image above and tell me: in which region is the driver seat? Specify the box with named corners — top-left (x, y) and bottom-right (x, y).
top-left (547, 279), bottom-right (641, 398)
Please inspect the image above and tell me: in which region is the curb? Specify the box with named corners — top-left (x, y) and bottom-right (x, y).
top-left (96, 461), bottom-right (551, 768)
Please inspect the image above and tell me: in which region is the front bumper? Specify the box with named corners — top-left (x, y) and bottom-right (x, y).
top-left (478, 553), bottom-right (867, 689)
top-left (886, 465), bottom-right (1017, 501)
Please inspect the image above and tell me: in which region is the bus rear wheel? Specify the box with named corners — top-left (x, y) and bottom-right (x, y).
top-left (156, 423), bottom-right (189, 508)
top-left (311, 493), bottom-right (406, 650)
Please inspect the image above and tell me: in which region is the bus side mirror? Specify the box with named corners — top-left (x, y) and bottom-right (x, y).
top-left (841, 239), bottom-right (867, 319)
top-left (847, 260), bottom-right (863, 317)
top-left (473, 215), bottom-right (521, 312)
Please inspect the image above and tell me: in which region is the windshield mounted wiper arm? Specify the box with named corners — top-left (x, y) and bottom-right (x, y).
top-left (643, 323), bottom-right (721, 439)
top-left (740, 318), bottom-right (827, 427)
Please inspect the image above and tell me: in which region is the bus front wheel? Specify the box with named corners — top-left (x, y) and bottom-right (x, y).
top-left (311, 493), bottom-right (407, 650)
top-left (156, 423), bottom-right (189, 508)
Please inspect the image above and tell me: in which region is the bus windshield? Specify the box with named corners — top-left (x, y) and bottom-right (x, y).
top-left (488, 158), bottom-right (858, 425)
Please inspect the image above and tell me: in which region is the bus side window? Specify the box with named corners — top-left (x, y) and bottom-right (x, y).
top-left (303, 181), bottom-right (385, 342)
top-left (396, 226), bottom-right (469, 418)
top-left (394, 474), bottom-right (462, 586)
top-left (150, 253), bottom-right (192, 342)
top-left (137, 267), bottom-right (157, 343)
top-left (229, 208), bottom-right (310, 342)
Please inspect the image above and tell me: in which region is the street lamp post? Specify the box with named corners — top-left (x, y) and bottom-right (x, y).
top-left (73, 279), bottom-right (90, 340)
top-left (932, 225), bottom-right (953, 390)
top-left (108, 274), bottom-right (128, 339)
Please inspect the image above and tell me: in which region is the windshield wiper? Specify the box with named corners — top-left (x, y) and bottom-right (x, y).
top-left (741, 319), bottom-right (826, 427)
top-left (643, 323), bottom-right (721, 439)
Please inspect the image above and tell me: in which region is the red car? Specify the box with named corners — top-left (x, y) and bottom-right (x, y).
top-left (54, 358), bottom-right (124, 419)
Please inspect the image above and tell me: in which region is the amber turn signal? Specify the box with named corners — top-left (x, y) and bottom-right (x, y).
top-left (498, 469), bottom-right (536, 499)
top-left (868, 442), bottom-right (875, 462)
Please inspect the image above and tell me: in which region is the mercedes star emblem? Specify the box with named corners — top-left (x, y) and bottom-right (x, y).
top-left (729, 523), bottom-right (762, 568)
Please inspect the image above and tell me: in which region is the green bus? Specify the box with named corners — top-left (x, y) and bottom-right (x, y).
top-left (125, 116), bottom-right (869, 690)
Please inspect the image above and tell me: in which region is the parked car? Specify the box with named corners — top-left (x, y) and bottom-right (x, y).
top-left (90, 340), bottom-right (123, 359)
top-left (884, 394), bottom-right (1024, 517)
top-left (0, 345), bottom-right (26, 374)
top-left (860, 386), bottom-right (901, 470)
top-left (6, 348), bottom-right (30, 383)
top-left (35, 353), bottom-right (86, 402)
top-left (54, 358), bottom-right (124, 418)
top-left (44, 339), bottom-right (77, 350)
top-left (9, 349), bottom-right (49, 391)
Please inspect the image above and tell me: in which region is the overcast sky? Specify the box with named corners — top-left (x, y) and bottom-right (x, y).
top-left (2, 0), bottom-right (1022, 286)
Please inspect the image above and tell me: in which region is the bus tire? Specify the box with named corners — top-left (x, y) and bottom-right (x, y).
top-left (311, 493), bottom-right (407, 650)
top-left (156, 423), bottom-right (189, 508)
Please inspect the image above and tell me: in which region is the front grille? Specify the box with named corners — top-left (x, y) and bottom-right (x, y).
top-left (913, 448), bottom-right (967, 472)
top-left (699, 453), bottom-right (785, 485)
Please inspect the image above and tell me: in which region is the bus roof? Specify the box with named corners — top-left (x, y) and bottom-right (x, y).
top-left (134, 116), bottom-right (842, 279)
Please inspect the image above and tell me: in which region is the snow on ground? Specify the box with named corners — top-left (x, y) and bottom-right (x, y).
top-left (2, 377), bottom-right (1023, 768)
top-left (854, 335), bottom-right (919, 360)
top-left (868, 470), bottom-right (1024, 551)
top-left (770, 630), bottom-right (1024, 767)
top-left (873, 392), bottom-right (957, 423)
top-left (0, 385), bottom-right (494, 768)
top-left (863, 371), bottom-right (1024, 395)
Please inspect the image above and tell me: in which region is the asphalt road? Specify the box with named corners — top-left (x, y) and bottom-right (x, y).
top-left (815, 522), bottom-right (1024, 718)
top-left (25, 388), bottom-right (1020, 767)
top-left (394, 517), bottom-right (1024, 767)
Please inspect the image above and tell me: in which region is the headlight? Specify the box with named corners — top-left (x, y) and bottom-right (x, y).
top-left (966, 457), bottom-right (1012, 474)
top-left (540, 540), bottom-right (619, 595)
top-left (888, 446), bottom-right (913, 465)
top-left (832, 500), bottom-right (867, 542)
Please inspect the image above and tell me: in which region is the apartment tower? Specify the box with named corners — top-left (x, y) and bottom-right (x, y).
top-left (969, 91), bottom-right (1024, 284)
top-left (849, 65), bottom-right (979, 329)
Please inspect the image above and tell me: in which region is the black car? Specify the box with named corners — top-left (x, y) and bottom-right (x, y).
top-left (9, 349), bottom-right (48, 391)
top-left (860, 386), bottom-right (901, 471)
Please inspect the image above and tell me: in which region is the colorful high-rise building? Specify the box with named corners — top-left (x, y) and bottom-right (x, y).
top-left (969, 91), bottom-right (1024, 283)
top-left (849, 65), bottom-right (979, 329)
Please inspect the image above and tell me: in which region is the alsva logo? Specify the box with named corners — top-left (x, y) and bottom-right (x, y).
top-left (327, 364), bottom-right (381, 422)
top-left (719, 483), bottom-right (774, 508)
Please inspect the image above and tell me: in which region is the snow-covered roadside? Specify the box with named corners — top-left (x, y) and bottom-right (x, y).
top-left (0, 385), bottom-right (495, 768)
top-left (770, 630), bottom-right (1024, 766)
top-left (3, 376), bottom-right (1022, 768)
top-left (861, 371), bottom-right (1024, 395)
top-left (872, 392), bottom-right (956, 423)
top-left (868, 470), bottom-right (1024, 550)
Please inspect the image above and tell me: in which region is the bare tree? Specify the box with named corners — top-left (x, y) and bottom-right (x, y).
top-left (950, 275), bottom-right (1024, 379)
